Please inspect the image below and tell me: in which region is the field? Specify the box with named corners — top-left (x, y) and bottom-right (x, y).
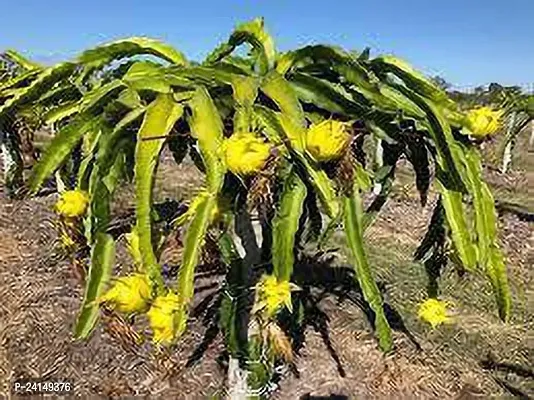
top-left (1, 129), bottom-right (532, 399)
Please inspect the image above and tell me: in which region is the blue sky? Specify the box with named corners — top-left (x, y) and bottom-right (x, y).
top-left (1, 0), bottom-right (533, 88)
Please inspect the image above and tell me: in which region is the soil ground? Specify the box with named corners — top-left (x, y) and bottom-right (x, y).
top-left (0, 133), bottom-right (532, 399)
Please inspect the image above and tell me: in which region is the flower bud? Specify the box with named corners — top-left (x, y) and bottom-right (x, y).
top-left (306, 120), bottom-right (352, 162)
top-left (146, 292), bottom-right (181, 345)
top-left (100, 274), bottom-right (151, 314)
top-left (223, 134), bottom-right (271, 176)
top-left (464, 107), bottom-right (504, 139)
top-left (55, 190), bottom-right (89, 218)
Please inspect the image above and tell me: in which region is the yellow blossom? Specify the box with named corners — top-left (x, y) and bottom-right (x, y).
top-left (306, 120), bottom-right (352, 162)
top-left (253, 274), bottom-right (298, 317)
top-left (418, 298), bottom-right (452, 328)
top-left (146, 292), bottom-right (181, 345)
top-left (100, 274), bottom-right (151, 314)
top-left (464, 107), bottom-right (504, 139)
top-left (55, 190), bottom-right (89, 218)
top-left (223, 134), bottom-right (271, 176)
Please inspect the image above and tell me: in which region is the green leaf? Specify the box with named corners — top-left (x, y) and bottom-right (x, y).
top-left (414, 198), bottom-right (446, 262)
top-left (101, 146), bottom-right (127, 193)
top-left (86, 146), bottom-right (125, 241)
top-left (36, 82), bottom-right (81, 107)
top-left (218, 56), bottom-right (255, 74)
top-left (135, 94), bottom-right (183, 289)
top-left (436, 180), bottom-right (477, 272)
top-left (231, 75), bottom-right (259, 106)
top-left (371, 55), bottom-right (455, 109)
top-left (218, 231), bottom-right (248, 358)
top-left (116, 88), bottom-right (142, 109)
top-left (253, 105), bottom-right (285, 145)
top-left (0, 69), bottom-right (40, 92)
top-left (290, 72), bottom-right (367, 116)
top-left (77, 125), bottom-right (105, 190)
top-left (187, 86), bottom-right (226, 191)
top-left (173, 66), bottom-right (237, 87)
top-left (95, 107), bottom-right (146, 175)
top-left (78, 37), bottom-right (188, 67)
top-left (487, 247), bottom-right (512, 322)
top-left (73, 232), bottom-right (115, 339)
top-left (122, 61), bottom-right (173, 93)
top-left (354, 162), bottom-right (373, 192)
top-left (298, 155), bottom-right (339, 218)
top-left (276, 44), bottom-right (354, 75)
top-left (393, 84), bottom-right (466, 192)
top-left (231, 75), bottom-right (259, 133)
top-left (0, 62), bottom-right (77, 121)
top-left (343, 186), bottom-right (393, 352)
top-left (28, 115), bottom-right (102, 194)
top-left (261, 72), bottom-right (306, 150)
top-left (272, 169), bottom-right (307, 281)
top-left (463, 146), bottom-right (511, 321)
top-left (258, 104), bottom-right (339, 222)
top-left (4, 49), bottom-right (42, 71)
top-left (405, 138), bottom-right (431, 206)
top-left (175, 193), bottom-right (217, 337)
top-left (376, 83), bottom-right (426, 119)
top-left (253, 101), bottom-right (338, 218)
top-left (205, 17), bottom-right (275, 74)
top-left (276, 45), bottom-right (377, 106)
top-left (80, 80), bottom-right (127, 113)
top-left (463, 148), bottom-right (496, 263)
top-left (318, 208), bottom-right (343, 250)
top-left (42, 101), bottom-right (81, 125)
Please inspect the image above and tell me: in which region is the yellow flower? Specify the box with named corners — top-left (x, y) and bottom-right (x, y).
top-left (306, 120), bottom-right (352, 162)
top-left (464, 107), bottom-right (504, 139)
top-left (223, 134), bottom-right (271, 176)
top-left (253, 274), bottom-right (298, 317)
top-left (418, 298), bottom-right (452, 328)
top-left (146, 292), bottom-right (181, 345)
top-left (100, 274), bottom-right (151, 314)
top-left (55, 190), bottom-right (89, 218)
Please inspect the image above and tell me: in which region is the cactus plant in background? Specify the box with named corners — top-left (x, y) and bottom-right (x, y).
top-left (498, 93), bottom-right (534, 173)
top-left (0, 18), bottom-right (513, 397)
top-left (0, 50), bottom-right (44, 196)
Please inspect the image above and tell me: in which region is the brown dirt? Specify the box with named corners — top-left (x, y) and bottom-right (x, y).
top-left (0, 153), bottom-right (532, 399)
